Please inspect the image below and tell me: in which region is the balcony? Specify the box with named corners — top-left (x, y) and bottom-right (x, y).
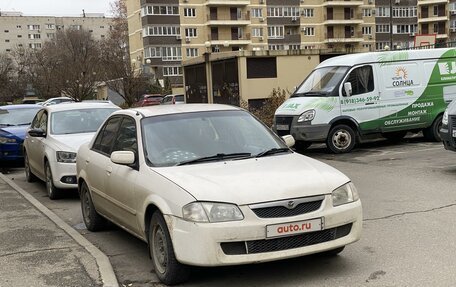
top-left (323, 1), bottom-right (364, 7)
top-left (417, 0), bottom-right (449, 5)
top-left (418, 15), bottom-right (448, 23)
top-left (207, 34), bottom-right (251, 46)
top-left (207, 14), bottom-right (250, 25)
top-left (324, 32), bottom-right (364, 43)
top-left (323, 13), bottom-right (363, 25)
top-left (436, 33), bottom-right (449, 38)
top-left (206, 0), bottom-right (250, 6)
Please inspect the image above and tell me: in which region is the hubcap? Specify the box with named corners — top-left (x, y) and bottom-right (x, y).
top-left (82, 187), bottom-right (91, 225)
top-left (152, 225), bottom-right (168, 274)
top-left (332, 129), bottom-right (351, 150)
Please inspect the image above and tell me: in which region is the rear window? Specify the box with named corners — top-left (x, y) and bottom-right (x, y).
top-left (175, 95), bottom-right (184, 102)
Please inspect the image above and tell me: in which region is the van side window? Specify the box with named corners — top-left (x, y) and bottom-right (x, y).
top-left (345, 65), bottom-right (374, 96)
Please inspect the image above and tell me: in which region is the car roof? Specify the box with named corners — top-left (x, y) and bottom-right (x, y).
top-left (44, 101), bottom-right (119, 112)
top-left (0, 104), bottom-right (42, 110)
top-left (44, 97), bottom-right (73, 101)
top-left (115, 103), bottom-right (241, 118)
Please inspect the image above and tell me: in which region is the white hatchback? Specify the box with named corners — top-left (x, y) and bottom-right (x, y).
top-left (23, 102), bottom-right (119, 199)
top-left (76, 104), bottom-right (362, 285)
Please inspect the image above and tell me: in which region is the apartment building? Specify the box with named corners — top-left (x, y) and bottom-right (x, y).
top-left (127, 0), bottom-right (456, 91)
top-left (0, 11), bottom-right (112, 52)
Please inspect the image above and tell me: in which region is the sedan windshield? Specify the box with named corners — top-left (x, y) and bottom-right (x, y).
top-left (293, 66), bottom-right (349, 97)
top-left (51, 108), bottom-right (118, 135)
top-left (0, 107), bottom-right (40, 126)
top-left (142, 110), bottom-right (288, 167)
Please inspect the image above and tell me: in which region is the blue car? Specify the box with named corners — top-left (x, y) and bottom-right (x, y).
top-left (0, 104), bottom-right (41, 161)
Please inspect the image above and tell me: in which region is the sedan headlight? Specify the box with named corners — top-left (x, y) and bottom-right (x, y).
top-left (56, 151), bottom-right (77, 163)
top-left (332, 182), bottom-right (359, 207)
top-left (297, 109), bottom-right (316, 123)
top-left (182, 202), bottom-right (244, 223)
top-left (0, 136), bottom-right (17, 144)
top-left (442, 110), bottom-right (448, 126)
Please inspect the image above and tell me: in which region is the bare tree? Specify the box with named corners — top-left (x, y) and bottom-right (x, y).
top-left (0, 52), bottom-right (16, 102)
top-left (100, 0), bottom-right (149, 107)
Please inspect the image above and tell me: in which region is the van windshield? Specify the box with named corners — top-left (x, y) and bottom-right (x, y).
top-left (293, 66), bottom-right (349, 97)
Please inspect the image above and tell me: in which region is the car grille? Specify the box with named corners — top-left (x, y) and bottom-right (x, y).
top-left (451, 116), bottom-right (456, 131)
top-left (275, 116), bottom-right (293, 136)
top-left (220, 223), bottom-right (352, 255)
top-left (251, 200), bottom-right (323, 218)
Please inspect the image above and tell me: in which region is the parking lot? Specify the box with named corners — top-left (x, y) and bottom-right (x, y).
top-left (2, 135), bottom-right (456, 287)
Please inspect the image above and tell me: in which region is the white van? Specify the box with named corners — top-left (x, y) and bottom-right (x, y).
top-left (273, 48), bottom-right (456, 153)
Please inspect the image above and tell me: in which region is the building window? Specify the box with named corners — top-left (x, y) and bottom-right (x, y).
top-left (392, 7), bottom-right (417, 18)
top-left (375, 7), bottom-right (390, 17)
top-left (17, 35), bottom-right (22, 38)
top-left (163, 66), bottom-right (182, 76)
top-left (363, 9), bottom-right (372, 17)
top-left (252, 28), bottom-right (263, 37)
top-left (267, 7), bottom-right (299, 17)
top-left (101, 35), bottom-right (105, 38)
top-left (184, 8), bottom-right (196, 17)
top-left (268, 26), bottom-right (284, 39)
top-left (246, 57), bottom-right (277, 79)
top-left (46, 24), bottom-right (55, 29)
top-left (268, 44), bottom-right (284, 50)
top-left (4, 30), bottom-right (9, 33)
top-left (47, 33), bottom-right (55, 39)
top-left (29, 43), bottom-right (42, 49)
top-left (6, 49), bottom-right (11, 52)
top-left (162, 46), bottom-right (182, 61)
top-left (376, 24), bottom-right (390, 33)
top-left (142, 5), bottom-right (179, 16)
top-left (394, 24), bottom-right (417, 34)
top-left (376, 41), bottom-right (389, 51)
top-left (28, 34), bottom-right (41, 39)
top-left (144, 26), bottom-right (180, 37)
top-left (252, 8), bottom-right (263, 18)
top-left (288, 44), bottom-right (300, 50)
top-left (301, 9), bottom-right (314, 17)
top-left (28, 25), bottom-right (41, 30)
top-left (70, 25), bottom-right (81, 30)
top-left (186, 48), bottom-right (199, 57)
top-left (302, 27), bottom-right (315, 36)
top-left (5, 39), bottom-right (9, 42)
top-left (100, 26), bottom-right (105, 28)
top-left (362, 26), bottom-right (372, 35)
top-left (144, 47), bottom-right (162, 58)
top-left (16, 25), bottom-right (22, 29)
top-left (185, 28), bottom-right (197, 38)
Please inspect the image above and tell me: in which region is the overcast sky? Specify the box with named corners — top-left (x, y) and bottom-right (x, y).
top-left (0, 0), bottom-right (114, 16)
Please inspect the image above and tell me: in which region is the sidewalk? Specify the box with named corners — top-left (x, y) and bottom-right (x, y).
top-left (0, 175), bottom-right (118, 287)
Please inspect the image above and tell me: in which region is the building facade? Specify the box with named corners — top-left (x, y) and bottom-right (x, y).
top-left (0, 12), bottom-right (113, 52)
top-left (127, 0), bottom-right (456, 91)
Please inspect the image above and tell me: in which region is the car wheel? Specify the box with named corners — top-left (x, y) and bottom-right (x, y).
top-left (45, 161), bottom-right (60, 200)
top-left (294, 141), bottom-right (312, 151)
top-left (382, 131), bottom-right (407, 142)
top-left (24, 152), bottom-right (37, 182)
top-left (423, 114), bottom-right (443, 142)
top-left (320, 246), bottom-right (345, 257)
top-left (149, 211), bottom-right (190, 285)
top-left (327, 124), bottom-right (356, 154)
top-left (80, 181), bottom-right (107, 231)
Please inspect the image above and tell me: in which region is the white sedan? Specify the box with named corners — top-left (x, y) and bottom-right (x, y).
top-left (23, 102), bottom-right (119, 199)
top-left (76, 104), bottom-right (362, 285)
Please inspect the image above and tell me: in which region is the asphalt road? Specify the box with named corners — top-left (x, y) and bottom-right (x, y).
top-left (2, 135), bottom-right (456, 287)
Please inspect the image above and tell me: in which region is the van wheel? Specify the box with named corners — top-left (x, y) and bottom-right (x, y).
top-left (382, 131), bottom-right (407, 142)
top-left (327, 124), bottom-right (356, 154)
top-left (294, 141), bottom-right (312, 151)
top-left (423, 114), bottom-right (443, 142)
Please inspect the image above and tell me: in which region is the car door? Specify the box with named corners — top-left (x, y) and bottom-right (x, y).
top-left (27, 110), bottom-right (48, 179)
top-left (86, 116), bottom-right (122, 218)
top-left (104, 116), bottom-right (140, 233)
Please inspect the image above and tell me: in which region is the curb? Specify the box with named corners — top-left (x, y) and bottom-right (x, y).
top-left (0, 173), bottom-right (119, 287)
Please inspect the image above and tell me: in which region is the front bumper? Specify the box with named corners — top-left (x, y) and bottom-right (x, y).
top-left (440, 127), bottom-right (456, 152)
top-left (49, 161), bottom-right (78, 189)
top-left (168, 196), bottom-right (362, 266)
top-left (274, 116), bottom-right (330, 142)
top-left (0, 143), bottom-right (23, 161)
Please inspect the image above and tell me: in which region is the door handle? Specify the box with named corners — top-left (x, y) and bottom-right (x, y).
top-left (85, 159), bottom-right (90, 164)
top-left (106, 166), bottom-right (112, 175)
top-left (365, 102), bottom-right (375, 105)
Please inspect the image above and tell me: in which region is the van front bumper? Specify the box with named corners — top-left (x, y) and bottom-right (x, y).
top-left (274, 116), bottom-right (330, 142)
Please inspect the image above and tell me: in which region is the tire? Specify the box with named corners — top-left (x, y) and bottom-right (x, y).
top-left (294, 141), bottom-right (312, 151)
top-left (382, 131), bottom-right (407, 142)
top-left (149, 211), bottom-right (190, 285)
top-left (326, 124), bottom-right (356, 154)
top-left (45, 161), bottom-right (60, 200)
top-left (423, 114), bottom-right (443, 142)
top-left (320, 246), bottom-right (345, 257)
top-left (24, 152), bottom-right (37, 182)
top-left (80, 181), bottom-right (107, 231)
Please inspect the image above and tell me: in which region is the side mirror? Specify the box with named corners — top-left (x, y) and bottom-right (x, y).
top-left (282, 135), bottom-right (295, 148)
top-left (28, 128), bottom-right (46, 137)
top-left (344, 82), bottom-right (353, 97)
top-left (111, 151), bottom-right (135, 165)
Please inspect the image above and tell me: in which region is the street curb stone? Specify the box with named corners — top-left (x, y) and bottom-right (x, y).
top-left (0, 173), bottom-right (119, 287)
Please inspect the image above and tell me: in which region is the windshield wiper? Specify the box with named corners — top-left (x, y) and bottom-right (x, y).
top-left (177, 153), bottom-right (252, 166)
top-left (0, 123), bottom-right (15, 127)
top-left (15, 122), bottom-right (31, 126)
top-left (292, 91), bottom-right (328, 97)
top-left (255, 148), bottom-right (290, 158)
